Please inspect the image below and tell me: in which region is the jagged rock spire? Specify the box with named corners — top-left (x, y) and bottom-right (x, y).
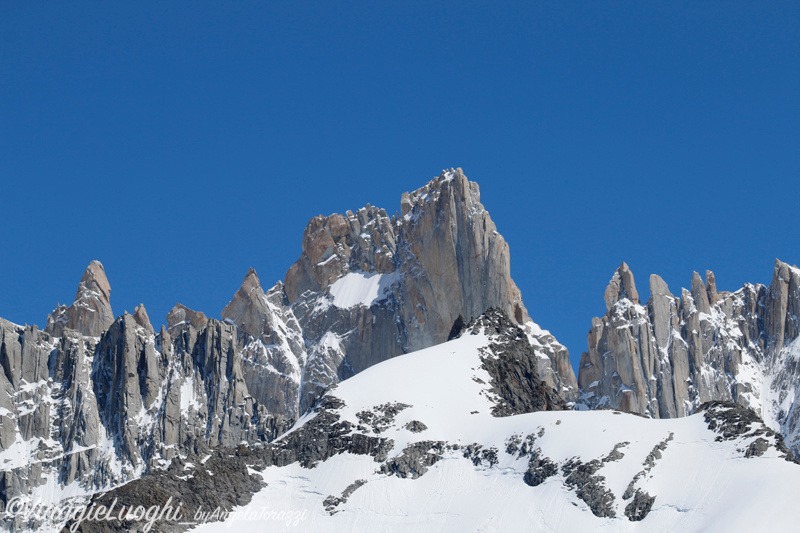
top-left (691, 271), bottom-right (711, 315)
top-left (580, 257), bottom-right (800, 449)
top-left (706, 271), bottom-right (719, 305)
top-left (767, 258), bottom-right (800, 353)
top-left (133, 303), bottom-right (154, 334)
top-left (45, 260), bottom-right (114, 337)
top-left (603, 262), bottom-right (639, 310)
top-left (221, 268), bottom-right (272, 339)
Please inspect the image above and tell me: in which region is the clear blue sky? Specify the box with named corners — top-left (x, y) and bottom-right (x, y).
top-left (1, 1), bottom-right (798, 372)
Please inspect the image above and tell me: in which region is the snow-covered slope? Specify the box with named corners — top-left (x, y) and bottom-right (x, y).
top-left (186, 315), bottom-right (799, 533)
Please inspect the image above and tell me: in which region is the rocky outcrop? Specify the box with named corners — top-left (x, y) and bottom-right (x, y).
top-left (132, 303), bottom-right (154, 334)
top-left (379, 441), bottom-right (446, 479)
top-left (561, 457), bottom-right (617, 518)
top-left (45, 261), bottom-right (114, 337)
top-left (579, 260), bottom-right (800, 455)
top-left (460, 308), bottom-right (567, 415)
top-left (166, 303), bottom-right (208, 334)
top-left (61, 395), bottom-right (392, 532)
top-left (624, 490), bottom-right (655, 521)
top-left (701, 401), bottom-right (797, 462)
top-left (221, 268), bottom-right (274, 341)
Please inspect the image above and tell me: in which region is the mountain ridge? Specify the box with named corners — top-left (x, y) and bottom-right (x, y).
top-left (1, 168), bottom-right (798, 532)
top-left (0, 169), bottom-right (579, 531)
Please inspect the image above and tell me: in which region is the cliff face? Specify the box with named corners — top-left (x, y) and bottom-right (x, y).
top-left (0, 170), bottom-right (578, 525)
top-left (578, 260), bottom-right (800, 453)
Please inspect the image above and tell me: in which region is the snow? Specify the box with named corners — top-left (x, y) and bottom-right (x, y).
top-left (180, 377), bottom-right (202, 412)
top-left (317, 254), bottom-right (338, 266)
top-left (328, 271), bottom-right (400, 309)
top-left (190, 329), bottom-right (800, 533)
top-left (241, 339), bottom-right (302, 381)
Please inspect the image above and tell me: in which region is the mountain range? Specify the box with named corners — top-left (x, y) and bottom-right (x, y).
top-left (1, 169), bottom-right (797, 532)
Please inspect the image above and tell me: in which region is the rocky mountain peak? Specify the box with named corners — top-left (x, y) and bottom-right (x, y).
top-left (279, 168), bottom-right (572, 412)
top-left (603, 262), bottom-right (639, 310)
top-left (78, 260), bottom-right (111, 303)
top-left (691, 271), bottom-right (711, 314)
top-left (235, 267), bottom-right (263, 302)
top-left (648, 273), bottom-right (672, 297)
top-left (166, 303), bottom-right (208, 333)
top-left (399, 167), bottom-right (473, 217)
top-left (0, 169), bottom-right (585, 528)
top-left (44, 260), bottom-right (114, 337)
top-left (221, 267), bottom-right (274, 339)
top-left (132, 303), bottom-right (154, 334)
top-left (706, 270), bottom-right (719, 305)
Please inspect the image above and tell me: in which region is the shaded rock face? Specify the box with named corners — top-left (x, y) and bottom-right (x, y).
top-left (700, 401), bottom-right (797, 463)
top-left (460, 308), bottom-right (567, 415)
top-left (579, 260), bottom-right (800, 455)
top-left (379, 441), bottom-right (446, 479)
top-left (284, 169), bottom-right (577, 408)
top-left (46, 261), bottom-right (114, 337)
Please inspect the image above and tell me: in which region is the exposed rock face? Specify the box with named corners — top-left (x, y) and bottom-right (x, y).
top-left (221, 270), bottom-right (307, 421)
top-left (284, 168), bottom-right (577, 408)
top-left (221, 268), bottom-right (274, 340)
top-left (579, 260), bottom-right (800, 455)
top-left (379, 440), bottom-right (446, 479)
top-left (561, 457), bottom-right (617, 518)
top-left (61, 395), bottom-right (392, 533)
top-left (45, 261), bottom-right (114, 337)
top-left (166, 303), bottom-right (208, 334)
top-left (603, 261), bottom-right (639, 311)
top-left (460, 308), bottom-right (568, 415)
top-left (132, 303), bottom-right (154, 334)
top-left (624, 490), bottom-right (655, 521)
top-left (701, 401), bottom-right (797, 462)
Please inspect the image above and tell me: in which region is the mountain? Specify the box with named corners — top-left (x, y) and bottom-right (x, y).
top-left (62, 309), bottom-right (800, 532)
top-left (282, 168), bottom-right (577, 411)
top-left (0, 169), bottom-right (579, 531)
top-left (578, 261), bottom-right (800, 454)
top-left (2, 168), bottom-right (799, 532)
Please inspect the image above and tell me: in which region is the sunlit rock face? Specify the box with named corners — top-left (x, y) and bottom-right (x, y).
top-left (579, 259), bottom-right (800, 454)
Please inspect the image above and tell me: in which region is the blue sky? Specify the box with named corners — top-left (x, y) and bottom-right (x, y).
top-left (1, 1), bottom-right (798, 371)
